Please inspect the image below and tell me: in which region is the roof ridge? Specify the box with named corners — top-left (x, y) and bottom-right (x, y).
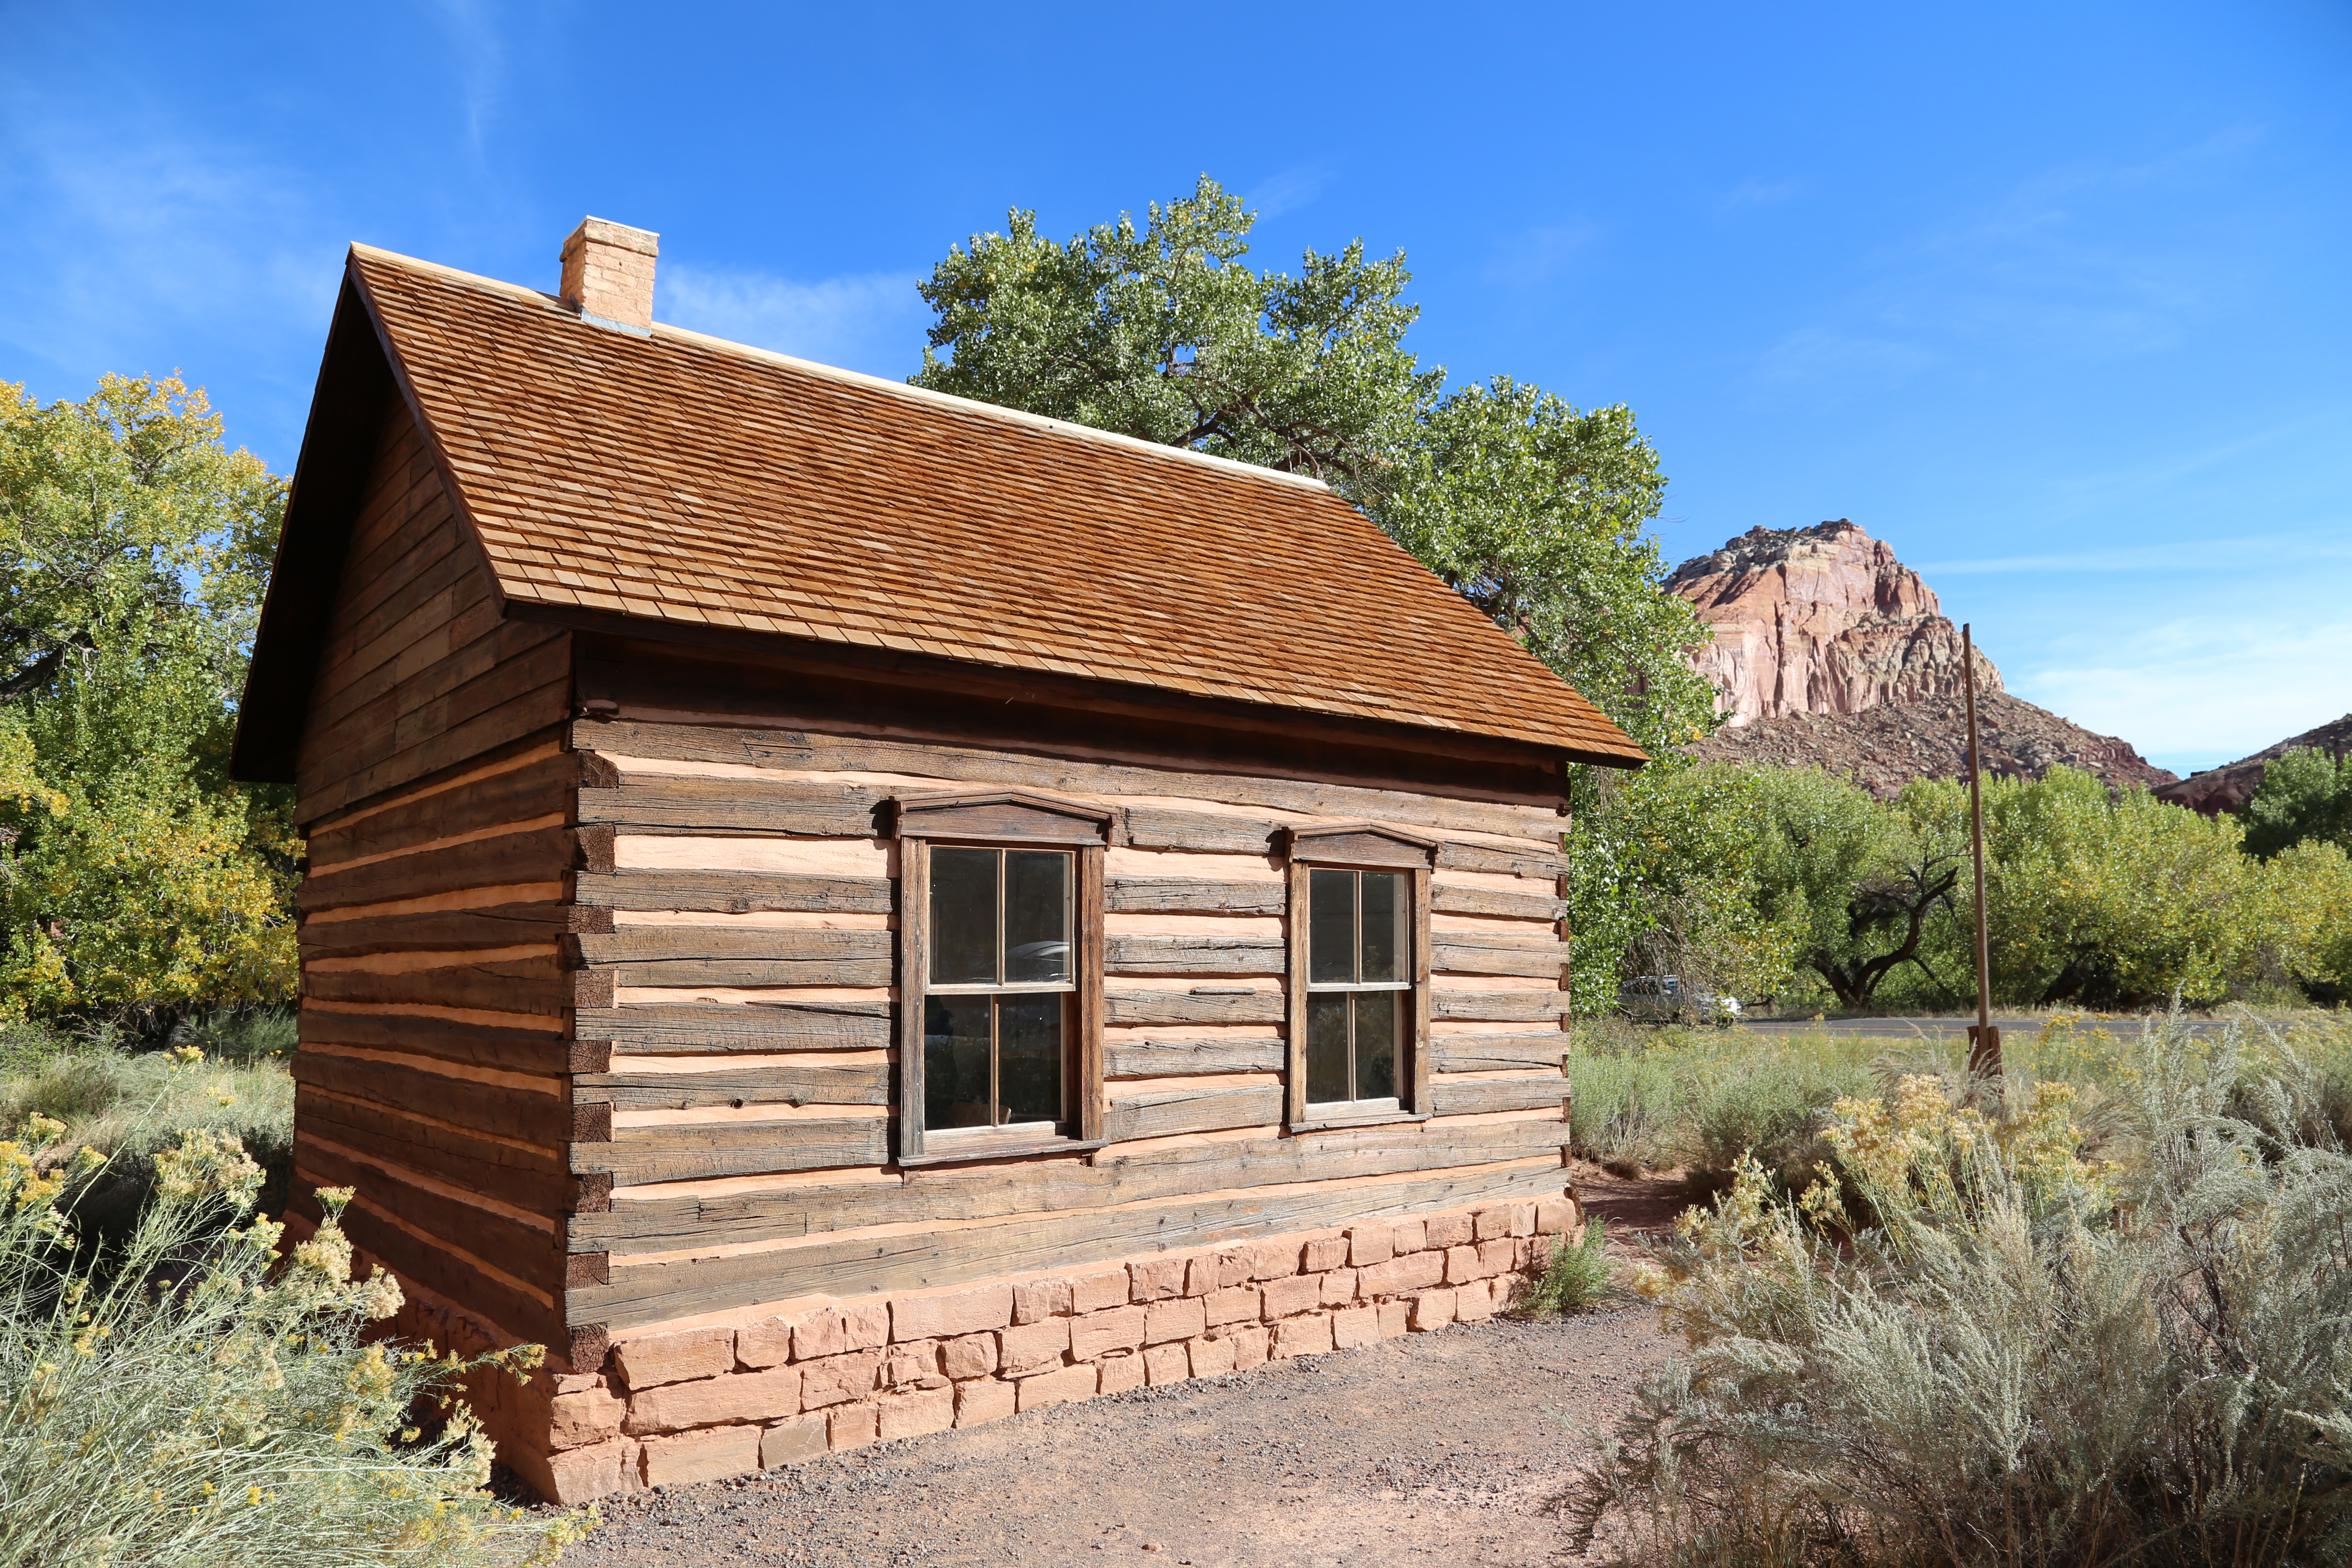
top-left (346, 242), bottom-right (1335, 497)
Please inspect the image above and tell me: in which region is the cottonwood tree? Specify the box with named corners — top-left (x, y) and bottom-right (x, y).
top-left (0, 374), bottom-right (294, 1026)
top-left (2242, 745), bottom-right (2352, 861)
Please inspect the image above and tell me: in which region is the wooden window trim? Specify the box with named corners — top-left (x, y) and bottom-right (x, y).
top-left (1284, 829), bottom-right (1434, 1129)
top-left (894, 794), bottom-right (1107, 1166)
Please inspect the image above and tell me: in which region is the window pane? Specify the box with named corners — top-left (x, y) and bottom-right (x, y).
top-left (1309, 870), bottom-right (1356, 984)
top-left (1360, 873), bottom-right (1406, 983)
top-left (923, 994), bottom-right (994, 1129)
top-left (1306, 994), bottom-right (1351, 1104)
top-left (929, 848), bottom-right (998, 986)
top-left (1353, 992), bottom-right (1398, 1102)
top-left (1004, 851), bottom-right (1071, 984)
top-left (996, 995), bottom-right (1064, 1127)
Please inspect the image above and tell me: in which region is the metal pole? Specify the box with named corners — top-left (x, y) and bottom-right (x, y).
top-left (1963, 623), bottom-right (2001, 1078)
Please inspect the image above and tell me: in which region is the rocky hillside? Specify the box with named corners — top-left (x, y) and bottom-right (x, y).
top-left (2155, 712), bottom-right (2352, 815)
top-left (1670, 520), bottom-right (2177, 796)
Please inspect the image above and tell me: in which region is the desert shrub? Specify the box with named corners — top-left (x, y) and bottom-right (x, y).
top-left (1566, 1017), bottom-right (2352, 1567)
top-left (1569, 1025), bottom-right (1876, 1189)
top-left (0, 1121), bottom-right (587, 1566)
top-left (1519, 1219), bottom-right (1613, 1317)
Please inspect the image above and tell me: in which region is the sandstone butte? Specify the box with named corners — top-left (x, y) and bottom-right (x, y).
top-left (1666, 519), bottom-right (2177, 797)
top-left (2155, 711), bottom-right (2352, 816)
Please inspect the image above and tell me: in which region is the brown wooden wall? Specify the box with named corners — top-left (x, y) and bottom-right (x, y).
top-left (284, 402), bottom-right (578, 1348)
top-left (560, 641), bottom-right (1576, 1339)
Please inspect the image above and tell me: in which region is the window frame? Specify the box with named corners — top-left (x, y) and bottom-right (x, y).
top-left (1284, 824), bottom-right (1437, 1132)
top-left (894, 791), bottom-right (1109, 1167)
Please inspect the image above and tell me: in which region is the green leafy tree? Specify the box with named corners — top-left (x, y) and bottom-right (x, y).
top-left (913, 174), bottom-right (1440, 493)
top-left (2242, 745), bottom-right (2352, 861)
top-left (0, 375), bottom-right (294, 1026)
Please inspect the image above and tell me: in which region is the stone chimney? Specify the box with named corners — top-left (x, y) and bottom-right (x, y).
top-left (559, 217), bottom-right (659, 334)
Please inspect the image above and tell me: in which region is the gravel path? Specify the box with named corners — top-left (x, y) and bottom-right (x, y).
top-left (564, 1308), bottom-right (1672, 1568)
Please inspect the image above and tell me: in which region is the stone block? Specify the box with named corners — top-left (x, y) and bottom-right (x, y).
top-left (1070, 1305), bottom-right (1148, 1361)
top-left (941, 1333), bottom-right (998, 1381)
top-left (1301, 1231), bottom-right (1349, 1272)
top-left (1145, 1295), bottom-right (1207, 1344)
top-left (877, 1387), bottom-right (956, 1441)
top-left (625, 1365), bottom-right (801, 1435)
top-left (790, 1303), bottom-right (888, 1361)
top-left (1474, 1205), bottom-right (1514, 1241)
top-left (1070, 1268), bottom-right (1130, 1313)
top-left (1012, 1277), bottom-right (1072, 1324)
top-left (827, 1403), bottom-right (879, 1452)
top-left (1216, 1250), bottom-right (1256, 1288)
top-left (1250, 1239), bottom-right (1302, 1280)
top-left (891, 1284), bottom-right (1014, 1342)
top-left (1097, 1351), bottom-right (1146, 1394)
top-left (1128, 1255), bottom-right (1188, 1302)
top-left (1508, 1200), bottom-right (1538, 1237)
top-left (1426, 1212), bottom-right (1473, 1249)
top-left (1411, 1289), bottom-right (1457, 1331)
top-left (1390, 1218), bottom-right (1428, 1255)
top-left (1204, 1285), bottom-right (1262, 1327)
top-left (1319, 1268), bottom-right (1359, 1306)
top-left (1274, 1312), bottom-right (1335, 1358)
top-left (1229, 1323), bottom-right (1271, 1370)
top-left (1259, 1275), bottom-right (1321, 1319)
top-left (547, 1382), bottom-right (625, 1451)
top-left (760, 1414), bottom-right (828, 1468)
top-left (506, 1435), bottom-right (633, 1505)
top-left (1000, 1316), bottom-right (1072, 1375)
top-left (955, 1377), bottom-right (1018, 1428)
top-left (1536, 1197), bottom-right (1577, 1235)
top-left (1143, 1342), bottom-right (1189, 1385)
top-left (1376, 1300), bottom-right (1412, 1338)
top-left (734, 1317), bottom-right (796, 1370)
top-left (797, 1349), bottom-right (882, 1409)
top-left (1347, 1224), bottom-right (1394, 1268)
top-left (1184, 1256), bottom-right (1219, 1297)
top-left (611, 1327), bottom-right (734, 1390)
top-left (1444, 1245), bottom-right (1484, 1285)
top-left (1332, 1305), bottom-right (1380, 1349)
top-left (1188, 1334), bottom-right (1238, 1378)
top-left (640, 1424), bottom-right (762, 1488)
top-left (1455, 1278), bottom-right (1497, 1323)
top-left (1360, 1250), bottom-right (1445, 1297)
top-left (1479, 1238), bottom-right (1519, 1277)
top-left (1017, 1362), bottom-right (1099, 1411)
top-left (882, 1341), bottom-right (946, 1390)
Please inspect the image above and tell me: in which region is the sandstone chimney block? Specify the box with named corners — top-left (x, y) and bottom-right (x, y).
top-left (560, 217), bottom-right (659, 332)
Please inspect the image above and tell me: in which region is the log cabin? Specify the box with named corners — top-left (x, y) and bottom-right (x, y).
top-left (231, 217), bottom-right (1646, 1503)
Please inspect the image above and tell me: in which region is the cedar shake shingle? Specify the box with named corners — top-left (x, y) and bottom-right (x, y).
top-left (340, 245), bottom-right (1644, 763)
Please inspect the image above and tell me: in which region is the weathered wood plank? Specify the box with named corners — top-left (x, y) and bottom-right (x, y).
top-left (572, 1117), bottom-right (893, 1185)
top-left (1103, 877), bottom-right (1286, 915)
top-left (1427, 1077), bottom-right (1569, 1116)
top-left (574, 719), bottom-right (1559, 840)
top-left (1433, 839), bottom-right (1563, 879)
top-left (288, 1176), bottom-right (558, 1346)
top-left (308, 753), bottom-right (576, 870)
top-left (1100, 1082), bottom-right (1284, 1141)
top-left (567, 1161), bottom-right (1568, 1330)
top-left (1427, 1031), bottom-right (1571, 1073)
top-left (1121, 807), bottom-right (1280, 855)
top-left (298, 824), bottom-right (575, 912)
top-left (1431, 935), bottom-right (1570, 980)
top-left (574, 870), bottom-right (895, 915)
top-left (291, 1052), bottom-right (564, 1144)
top-left (573, 1117), bottom-right (1572, 1253)
top-left (293, 1087), bottom-right (567, 1215)
top-left (1103, 987), bottom-right (1285, 1025)
top-left (300, 902), bottom-right (566, 959)
top-left (573, 1004), bottom-right (892, 1053)
top-left (298, 1006), bottom-right (570, 1076)
top-left (1102, 1035), bottom-right (1285, 1078)
top-left (574, 1062), bottom-right (892, 1110)
top-left (573, 928), bottom-right (893, 989)
top-left (1430, 989), bottom-right (1570, 1022)
top-left (1102, 934), bottom-right (1286, 976)
top-left (1431, 882), bottom-right (1565, 921)
top-left (303, 954), bottom-right (567, 1015)
top-left (294, 1134), bottom-right (561, 1293)
top-left (576, 776), bottom-right (888, 837)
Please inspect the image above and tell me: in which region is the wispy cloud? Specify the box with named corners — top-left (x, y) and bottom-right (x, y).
top-left (1246, 163), bottom-right (1336, 221)
top-left (658, 265), bottom-right (930, 379)
top-left (1918, 528), bottom-right (2352, 576)
top-left (427, 0), bottom-right (507, 167)
top-left (1485, 218), bottom-right (1599, 286)
top-left (1719, 177), bottom-right (1801, 211)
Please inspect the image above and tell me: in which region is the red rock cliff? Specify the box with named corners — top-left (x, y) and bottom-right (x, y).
top-left (1666, 519), bottom-right (2000, 726)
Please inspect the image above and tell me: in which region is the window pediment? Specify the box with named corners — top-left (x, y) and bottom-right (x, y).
top-left (1284, 821), bottom-right (1439, 869)
top-left (892, 789), bottom-right (1114, 846)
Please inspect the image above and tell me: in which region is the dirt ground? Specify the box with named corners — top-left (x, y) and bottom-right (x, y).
top-left (564, 1170), bottom-right (1685, 1568)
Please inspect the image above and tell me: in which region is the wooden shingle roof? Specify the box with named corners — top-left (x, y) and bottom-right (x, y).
top-left (251, 243), bottom-right (1645, 770)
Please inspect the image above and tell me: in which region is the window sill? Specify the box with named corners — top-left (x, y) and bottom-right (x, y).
top-left (897, 1134), bottom-right (1106, 1169)
top-left (1288, 1108), bottom-right (1432, 1134)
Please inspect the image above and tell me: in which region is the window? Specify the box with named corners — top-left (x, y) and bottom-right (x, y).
top-left (892, 789), bottom-right (1111, 1164)
top-left (923, 847), bottom-right (1073, 1132)
top-left (1285, 823), bottom-right (1436, 1128)
top-left (1305, 869), bottom-right (1409, 1106)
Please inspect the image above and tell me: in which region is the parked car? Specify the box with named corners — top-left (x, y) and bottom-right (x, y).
top-left (1619, 975), bottom-right (1740, 1027)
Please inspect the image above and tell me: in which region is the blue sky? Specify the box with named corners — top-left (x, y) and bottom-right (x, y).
top-left (3, 2), bottom-right (2346, 775)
